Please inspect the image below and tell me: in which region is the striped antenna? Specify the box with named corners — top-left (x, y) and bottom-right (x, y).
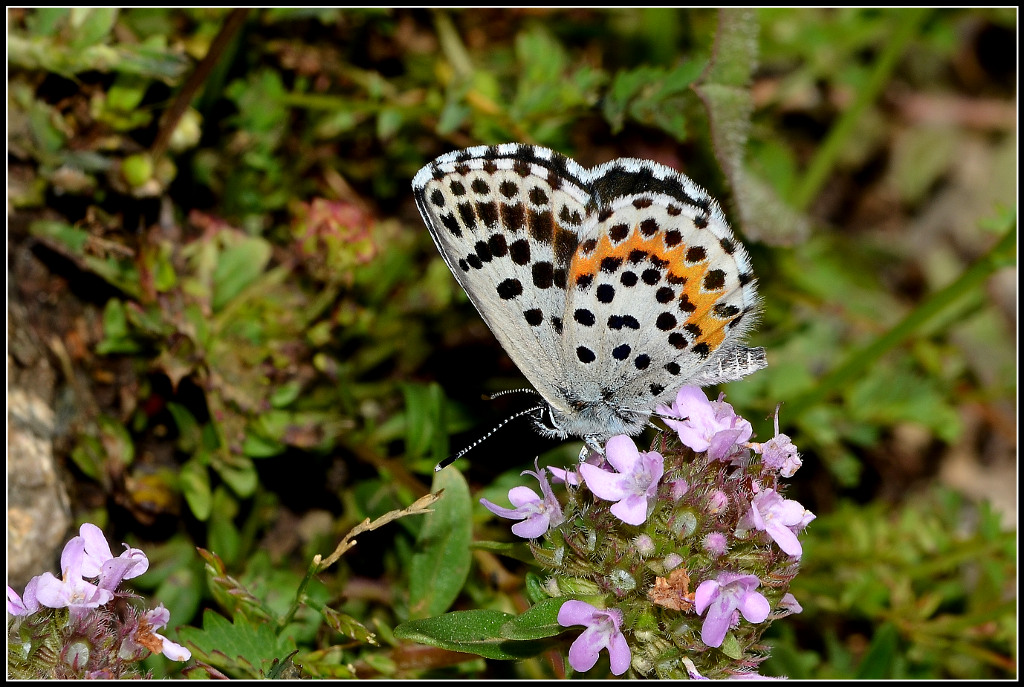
top-left (482, 388), bottom-right (541, 401)
top-left (434, 404), bottom-right (545, 472)
top-left (649, 408), bottom-right (689, 424)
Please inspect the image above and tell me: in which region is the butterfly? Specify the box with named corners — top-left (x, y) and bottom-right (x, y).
top-left (413, 144), bottom-right (765, 468)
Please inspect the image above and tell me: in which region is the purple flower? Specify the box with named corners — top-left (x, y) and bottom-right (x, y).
top-left (779, 593), bottom-right (803, 615)
top-left (669, 478), bottom-right (690, 501)
top-left (656, 386), bottom-right (752, 462)
top-left (681, 657), bottom-right (708, 679)
top-left (480, 466), bottom-right (563, 539)
top-left (33, 536), bottom-right (114, 615)
top-left (752, 406), bottom-right (801, 477)
top-left (739, 488), bottom-right (815, 558)
top-left (7, 576), bottom-right (42, 616)
top-left (546, 465), bottom-right (581, 486)
top-left (693, 572), bottom-right (770, 648)
top-left (125, 605), bottom-right (192, 662)
top-left (549, 447), bottom-right (607, 486)
top-left (578, 435), bottom-right (664, 526)
top-left (702, 531), bottom-right (728, 558)
top-left (78, 523), bottom-right (149, 591)
top-left (557, 600), bottom-right (631, 675)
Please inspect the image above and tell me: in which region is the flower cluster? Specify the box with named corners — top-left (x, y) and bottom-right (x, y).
top-left (480, 387), bottom-right (813, 679)
top-left (7, 524), bottom-right (190, 679)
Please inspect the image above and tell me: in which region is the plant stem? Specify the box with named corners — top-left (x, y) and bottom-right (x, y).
top-left (786, 216), bottom-right (1016, 418)
top-left (790, 9), bottom-right (930, 212)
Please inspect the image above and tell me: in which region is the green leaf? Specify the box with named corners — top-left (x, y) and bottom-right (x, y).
top-left (29, 219), bottom-right (89, 253)
top-left (26, 8), bottom-right (69, 36)
top-left (212, 236), bottom-right (272, 311)
top-left (97, 414), bottom-right (134, 467)
top-left (176, 609), bottom-right (298, 679)
top-left (603, 62), bottom-right (702, 137)
top-left (407, 468), bottom-right (472, 619)
top-left (855, 622), bottom-right (900, 679)
top-left (242, 432), bottom-right (286, 458)
top-left (96, 299), bottom-right (144, 355)
top-left (376, 107), bottom-right (403, 140)
top-left (394, 610), bottom-right (554, 660)
top-left (318, 605), bottom-right (379, 645)
top-left (719, 630), bottom-right (744, 660)
top-left (499, 597), bottom-right (566, 641)
top-left (166, 402), bottom-right (201, 453)
top-left (269, 381), bottom-right (302, 408)
top-left (8, 35), bottom-right (189, 80)
top-left (213, 452), bottom-right (259, 497)
top-left (401, 382), bottom-right (448, 462)
top-left (470, 539), bottom-right (538, 565)
top-left (208, 488), bottom-right (243, 565)
top-left (180, 456), bottom-right (212, 521)
top-left (70, 435), bottom-right (105, 482)
top-left (69, 8), bottom-right (119, 49)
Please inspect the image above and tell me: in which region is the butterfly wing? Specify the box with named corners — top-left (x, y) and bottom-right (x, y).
top-left (414, 145), bottom-right (766, 446)
top-left (557, 157), bottom-right (765, 439)
top-left (412, 144), bottom-right (591, 407)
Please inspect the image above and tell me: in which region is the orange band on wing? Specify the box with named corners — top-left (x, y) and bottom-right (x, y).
top-left (569, 228), bottom-right (730, 353)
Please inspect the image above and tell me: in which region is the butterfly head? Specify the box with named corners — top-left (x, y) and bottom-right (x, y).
top-left (534, 386), bottom-right (651, 447)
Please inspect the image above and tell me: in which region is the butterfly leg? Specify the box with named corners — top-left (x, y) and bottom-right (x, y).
top-left (579, 436), bottom-right (606, 463)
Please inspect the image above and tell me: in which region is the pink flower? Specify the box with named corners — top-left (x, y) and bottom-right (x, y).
top-left (78, 523), bottom-right (149, 591)
top-left (557, 600), bottom-right (631, 675)
top-left (751, 406), bottom-right (801, 477)
top-left (480, 466), bottom-right (563, 539)
top-left (578, 436), bottom-right (664, 526)
top-left (125, 605), bottom-right (192, 662)
top-left (656, 386), bottom-right (752, 462)
top-left (694, 572), bottom-right (770, 648)
top-left (33, 536), bottom-right (114, 615)
top-left (546, 465), bottom-right (581, 486)
top-left (739, 489), bottom-right (815, 558)
top-left (779, 593), bottom-right (802, 615)
top-left (681, 657), bottom-right (708, 679)
top-left (7, 576), bottom-right (42, 616)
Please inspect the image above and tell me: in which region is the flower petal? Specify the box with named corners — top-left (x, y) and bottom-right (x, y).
top-left (607, 629), bottom-right (632, 675)
top-left (699, 605), bottom-right (733, 647)
top-left (507, 485), bottom-right (541, 508)
top-left (557, 599), bottom-right (597, 627)
top-left (567, 631), bottom-right (601, 672)
top-left (579, 463), bottom-right (627, 501)
top-left (511, 514), bottom-right (549, 539)
top-left (766, 523), bottom-right (803, 557)
top-left (155, 632), bottom-right (192, 661)
top-left (604, 435), bottom-right (640, 474)
top-left (693, 579), bottom-right (719, 615)
top-left (610, 494), bottom-right (648, 526)
top-left (79, 523), bottom-right (114, 577)
top-left (738, 591), bottom-right (771, 624)
top-left (478, 498), bottom-right (522, 520)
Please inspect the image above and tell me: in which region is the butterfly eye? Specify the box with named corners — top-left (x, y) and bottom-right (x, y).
top-left (533, 405), bottom-right (563, 434)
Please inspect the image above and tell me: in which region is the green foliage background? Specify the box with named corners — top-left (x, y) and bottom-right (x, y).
top-left (7, 8), bottom-right (1016, 679)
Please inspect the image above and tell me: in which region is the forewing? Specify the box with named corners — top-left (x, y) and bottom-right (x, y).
top-left (412, 144), bottom-right (589, 405)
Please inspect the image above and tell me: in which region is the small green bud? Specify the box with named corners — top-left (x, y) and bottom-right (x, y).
top-left (556, 576), bottom-right (601, 596)
top-left (607, 568), bottom-right (636, 593)
top-left (671, 509), bottom-right (698, 539)
top-left (121, 153), bottom-right (153, 188)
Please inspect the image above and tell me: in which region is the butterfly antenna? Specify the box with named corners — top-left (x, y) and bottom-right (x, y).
top-left (482, 388), bottom-right (542, 401)
top-left (649, 407), bottom-right (688, 423)
top-left (434, 404), bottom-right (545, 472)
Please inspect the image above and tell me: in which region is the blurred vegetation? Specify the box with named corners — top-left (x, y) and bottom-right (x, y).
top-left (7, 7), bottom-right (1016, 679)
